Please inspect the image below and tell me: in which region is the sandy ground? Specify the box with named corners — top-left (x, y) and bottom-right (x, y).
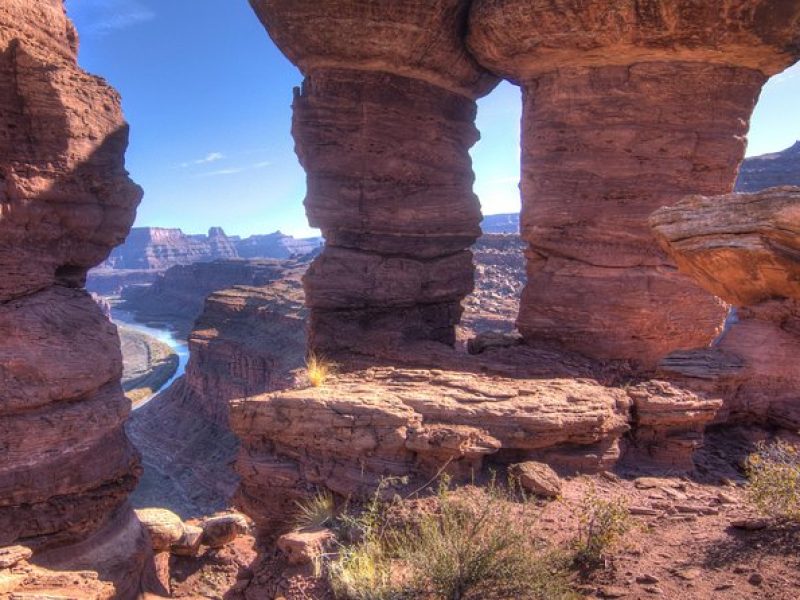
top-left (119, 326), bottom-right (179, 406)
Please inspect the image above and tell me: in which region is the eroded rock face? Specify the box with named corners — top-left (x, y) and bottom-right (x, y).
top-left (249, 0), bottom-right (498, 352)
top-left (0, 0), bottom-right (147, 594)
top-left (468, 0), bottom-right (800, 366)
top-left (652, 187), bottom-right (800, 428)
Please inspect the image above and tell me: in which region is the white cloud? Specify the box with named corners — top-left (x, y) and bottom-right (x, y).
top-left (180, 152), bottom-right (225, 168)
top-left (71, 0), bottom-right (155, 36)
top-left (197, 159), bottom-right (272, 177)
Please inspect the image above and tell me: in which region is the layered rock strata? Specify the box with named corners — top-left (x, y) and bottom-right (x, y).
top-left (468, 0), bottom-right (800, 366)
top-left (651, 187), bottom-right (800, 428)
top-left (249, 0), bottom-right (498, 352)
top-left (0, 1), bottom-right (148, 594)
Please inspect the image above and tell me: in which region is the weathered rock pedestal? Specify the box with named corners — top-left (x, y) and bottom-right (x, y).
top-left (652, 187), bottom-right (800, 428)
top-left (0, 1), bottom-right (148, 596)
top-left (249, 0), bottom-right (498, 353)
top-left (468, 0), bottom-right (800, 366)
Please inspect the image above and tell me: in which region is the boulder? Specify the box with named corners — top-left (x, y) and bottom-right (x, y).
top-left (200, 514), bottom-right (250, 549)
top-left (508, 461), bottom-right (562, 498)
top-left (135, 509), bottom-right (186, 552)
top-left (277, 529), bottom-right (335, 566)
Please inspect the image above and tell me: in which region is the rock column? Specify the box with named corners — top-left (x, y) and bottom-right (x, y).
top-left (0, 1), bottom-right (147, 594)
top-left (469, 0), bottom-right (800, 366)
top-left (249, 0), bottom-right (498, 353)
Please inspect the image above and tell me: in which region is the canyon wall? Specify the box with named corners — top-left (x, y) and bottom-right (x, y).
top-left (126, 267), bottom-right (307, 517)
top-left (468, 0), bottom-right (800, 367)
top-left (249, 0), bottom-right (499, 354)
top-left (0, 0), bottom-right (150, 595)
top-left (119, 258), bottom-right (299, 337)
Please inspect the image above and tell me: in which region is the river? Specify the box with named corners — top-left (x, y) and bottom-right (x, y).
top-left (111, 307), bottom-right (190, 409)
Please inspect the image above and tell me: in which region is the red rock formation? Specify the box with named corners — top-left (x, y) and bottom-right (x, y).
top-left (0, 0), bottom-right (148, 595)
top-left (249, 0), bottom-right (499, 353)
top-left (468, 0), bottom-right (800, 366)
top-left (651, 187), bottom-right (800, 428)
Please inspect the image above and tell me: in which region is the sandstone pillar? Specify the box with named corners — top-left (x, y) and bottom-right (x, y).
top-left (652, 187), bottom-right (800, 428)
top-left (0, 0), bottom-right (147, 594)
top-left (249, 0), bottom-right (498, 353)
top-left (469, 0), bottom-right (800, 366)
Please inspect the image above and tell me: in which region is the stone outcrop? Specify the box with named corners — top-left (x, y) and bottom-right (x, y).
top-left (651, 187), bottom-right (800, 428)
top-left (468, 0), bottom-right (800, 366)
top-left (231, 338), bottom-right (723, 530)
top-left (120, 258), bottom-right (299, 337)
top-left (0, 1), bottom-right (150, 595)
top-left (102, 226), bottom-right (238, 270)
top-left (736, 140), bottom-right (800, 193)
top-left (249, 0), bottom-right (499, 353)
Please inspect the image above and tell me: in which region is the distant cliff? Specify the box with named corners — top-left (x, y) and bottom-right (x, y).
top-left (100, 226), bottom-right (322, 271)
top-left (481, 213), bottom-right (519, 234)
top-left (736, 141), bottom-right (800, 192)
top-left (103, 227), bottom-right (238, 270)
top-left (231, 230), bottom-right (322, 258)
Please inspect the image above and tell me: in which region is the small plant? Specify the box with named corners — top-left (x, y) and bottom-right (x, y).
top-left (295, 489), bottom-right (336, 530)
top-left (746, 439), bottom-right (800, 523)
top-left (573, 485), bottom-right (630, 568)
top-left (306, 352), bottom-right (335, 388)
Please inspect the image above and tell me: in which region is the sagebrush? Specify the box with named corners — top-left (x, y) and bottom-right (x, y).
top-left (746, 439), bottom-right (800, 523)
top-left (314, 478), bottom-right (577, 600)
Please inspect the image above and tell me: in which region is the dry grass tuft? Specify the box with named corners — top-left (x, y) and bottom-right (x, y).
top-left (306, 352), bottom-right (336, 388)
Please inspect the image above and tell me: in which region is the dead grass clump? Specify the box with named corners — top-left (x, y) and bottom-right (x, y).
top-left (746, 439), bottom-right (800, 523)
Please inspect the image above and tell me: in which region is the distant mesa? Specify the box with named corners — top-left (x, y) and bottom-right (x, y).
top-left (736, 140), bottom-right (800, 193)
top-left (98, 226), bottom-right (323, 271)
top-left (481, 213), bottom-right (519, 234)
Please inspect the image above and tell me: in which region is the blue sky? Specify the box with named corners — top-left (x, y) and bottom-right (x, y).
top-left (66, 0), bottom-right (799, 238)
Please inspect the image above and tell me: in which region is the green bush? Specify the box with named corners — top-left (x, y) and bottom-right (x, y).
top-left (746, 439), bottom-right (800, 522)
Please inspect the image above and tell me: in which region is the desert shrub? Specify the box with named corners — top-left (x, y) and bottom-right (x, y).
top-left (295, 489), bottom-right (336, 530)
top-left (323, 478), bottom-right (577, 600)
top-left (746, 439), bottom-right (800, 522)
top-left (572, 485), bottom-right (630, 568)
top-left (306, 352), bottom-right (335, 388)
